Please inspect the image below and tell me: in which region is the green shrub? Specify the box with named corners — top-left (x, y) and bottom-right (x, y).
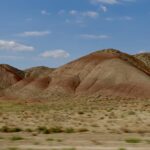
top-left (78, 111), bottom-right (84, 115)
top-left (37, 126), bottom-right (50, 134)
top-left (78, 128), bottom-right (88, 132)
top-left (46, 138), bottom-right (54, 141)
top-left (8, 148), bottom-right (18, 150)
top-left (49, 126), bottom-right (63, 133)
top-left (128, 111), bottom-right (136, 115)
top-left (0, 126), bottom-right (10, 132)
top-left (10, 127), bottom-right (22, 132)
top-left (10, 136), bottom-right (24, 141)
top-left (25, 128), bottom-right (33, 132)
top-left (125, 138), bottom-right (141, 143)
top-left (64, 128), bottom-right (75, 133)
top-left (118, 148), bottom-right (126, 150)
top-left (0, 126), bottom-right (22, 133)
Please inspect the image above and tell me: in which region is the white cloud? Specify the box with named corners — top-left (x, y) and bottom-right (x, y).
top-left (41, 49), bottom-right (70, 58)
top-left (68, 10), bottom-right (99, 19)
top-left (91, 0), bottom-right (118, 4)
top-left (101, 5), bottom-right (108, 12)
top-left (120, 16), bottom-right (132, 20)
top-left (41, 10), bottom-right (51, 15)
top-left (105, 16), bottom-right (133, 21)
top-left (82, 11), bottom-right (99, 18)
top-left (80, 34), bottom-right (110, 39)
top-left (0, 40), bottom-right (34, 51)
top-left (105, 17), bottom-right (114, 21)
top-left (138, 50), bottom-right (149, 54)
top-left (69, 10), bottom-right (78, 15)
top-left (90, 0), bottom-right (135, 5)
top-left (19, 31), bottom-right (51, 37)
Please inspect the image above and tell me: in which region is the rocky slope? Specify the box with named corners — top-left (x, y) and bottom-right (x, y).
top-left (25, 66), bottom-right (55, 78)
top-left (0, 64), bottom-right (24, 90)
top-left (1, 49), bottom-right (150, 99)
top-left (134, 52), bottom-right (150, 68)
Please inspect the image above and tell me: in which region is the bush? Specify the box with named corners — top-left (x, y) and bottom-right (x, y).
top-left (10, 136), bottom-right (24, 141)
top-left (64, 128), bottom-right (75, 133)
top-left (125, 138), bottom-right (141, 143)
top-left (0, 126), bottom-right (11, 132)
top-left (37, 126), bottom-right (50, 134)
top-left (25, 128), bottom-right (33, 132)
top-left (10, 127), bottom-right (22, 132)
top-left (118, 148), bottom-right (126, 150)
top-left (78, 128), bottom-right (88, 132)
top-left (78, 111), bottom-right (84, 115)
top-left (8, 148), bottom-right (18, 150)
top-left (49, 126), bottom-right (63, 133)
top-left (0, 126), bottom-right (22, 133)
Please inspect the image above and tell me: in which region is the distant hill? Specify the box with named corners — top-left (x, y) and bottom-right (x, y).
top-left (1, 49), bottom-right (150, 100)
top-left (25, 66), bottom-right (55, 78)
top-left (0, 64), bottom-right (24, 90)
top-left (134, 52), bottom-right (150, 68)
top-left (42, 49), bottom-right (150, 99)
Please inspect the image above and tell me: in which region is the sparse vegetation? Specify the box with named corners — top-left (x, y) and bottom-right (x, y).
top-left (128, 111), bottom-right (136, 115)
top-left (125, 138), bottom-right (141, 143)
top-left (118, 148), bottom-right (126, 150)
top-left (46, 138), bottom-right (54, 141)
top-left (0, 126), bottom-right (22, 133)
top-left (37, 126), bottom-right (50, 134)
top-left (78, 128), bottom-right (88, 132)
top-left (49, 126), bottom-right (63, 133)
top-left (10, 136), bottom-right (24, 141)
top-left (62, 148), bottom-right (76, 150)
top-left (64, 127), bottom-right (75, 133)
top-left (8, 148), bottom-right (18, 150)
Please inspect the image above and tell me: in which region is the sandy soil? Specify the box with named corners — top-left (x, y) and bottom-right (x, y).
top-left (0, 132), bottom-right (150, 150)
top-left (0, 97), bottom-right (150, 150)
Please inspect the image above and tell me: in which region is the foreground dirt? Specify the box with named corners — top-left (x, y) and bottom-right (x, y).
top-left (0, 97), bottom-right (150, 149)
top-left (0, 132), bottom-right (150, 150)
top-left (0, 97), bottom-right (150, 133)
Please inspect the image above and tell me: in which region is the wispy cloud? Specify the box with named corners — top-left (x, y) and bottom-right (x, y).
top-left (138, 50), bottom-right (149, 54)
top-left (41, 10), bottom-right (51, 15)
top-left (19, 31), bottom-right (51, 37)
top-left (106, 16), bottom-right (133, 21)
top-left (91, 0), bottom-right (118, 5)
top-left (0, 40), bottom-right (34, 51)
top-left (41, 49), bottom-right (70, 58)
top-left (100, 5), bottom-right (108, 12)
top-left (69, 10), bottom-right (78, 15)
top-left (90, 0), bottom-right (135, 5)
top-left (80, 34), bottom-right (110, 39)
top-left (82, 11), bottom-right (99, 18)
top-left (68, 9), bottom-right (99, 19)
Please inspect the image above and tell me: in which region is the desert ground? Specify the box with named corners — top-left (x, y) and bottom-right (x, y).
top-left (0, 97), bottom-right (150, 150)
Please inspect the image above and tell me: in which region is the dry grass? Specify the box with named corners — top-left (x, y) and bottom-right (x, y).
top-left (0, 97), bottom-right (150, 134)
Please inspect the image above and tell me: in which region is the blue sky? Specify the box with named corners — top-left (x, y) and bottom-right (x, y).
top-left (0, 0), bottom-right (149, 69)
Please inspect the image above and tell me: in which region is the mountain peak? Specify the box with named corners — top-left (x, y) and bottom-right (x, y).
top-left (96, 48), bottom-right (121, 54)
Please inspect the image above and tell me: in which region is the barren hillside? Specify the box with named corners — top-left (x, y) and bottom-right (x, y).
top-left (134, 52), bottom-right (150, 68)
top-left (25, 66), bottom-right (55, 78)
top-left (2, 49), bottom-right (150, 100)
top-left (0, 64), bottom-right (24, 90)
